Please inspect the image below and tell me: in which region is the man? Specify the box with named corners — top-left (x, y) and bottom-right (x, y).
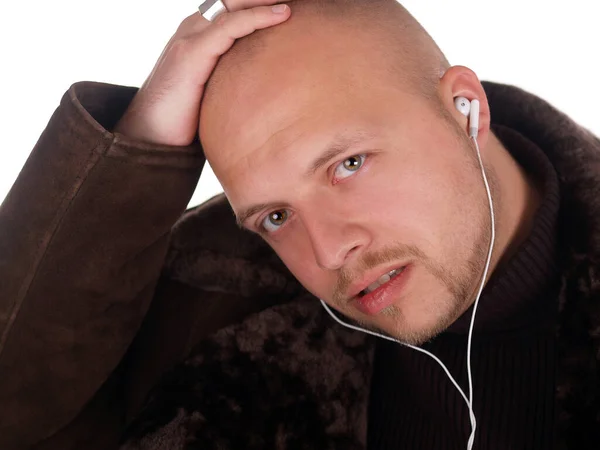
top-left (0, 0), bottom-right (598, 449)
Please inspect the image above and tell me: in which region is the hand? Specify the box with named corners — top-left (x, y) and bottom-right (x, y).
top-left (113, 1), bottom-right (291, 146)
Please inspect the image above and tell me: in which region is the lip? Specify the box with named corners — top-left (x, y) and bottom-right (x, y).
top-left (352, 264), bottom-right (412, 316)
top-left (347, 263), bottom-right (409, 299)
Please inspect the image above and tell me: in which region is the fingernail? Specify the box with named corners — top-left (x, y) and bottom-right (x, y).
top-left (272, 4), bottom-right (287, 13)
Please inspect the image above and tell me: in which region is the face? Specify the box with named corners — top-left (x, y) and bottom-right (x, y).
top-left (200, 27), bottom-right (492, 346)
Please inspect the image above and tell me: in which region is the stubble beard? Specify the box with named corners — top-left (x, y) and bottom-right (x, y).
top-left (350, 195), bottom-right (492, 346)
top-left (350, 136), bottom-right (498, 346)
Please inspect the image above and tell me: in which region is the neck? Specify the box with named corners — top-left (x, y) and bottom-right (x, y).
top-left (486, 131), bottom-right (543, 274)
top-left (446, 124), bottom-right (561, 335)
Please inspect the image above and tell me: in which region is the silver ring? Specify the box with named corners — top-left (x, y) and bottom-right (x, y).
top-left (198, 0), bottom-right (228, 21)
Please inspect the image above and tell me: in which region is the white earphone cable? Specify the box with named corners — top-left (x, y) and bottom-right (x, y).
top-left (466, 132), bottom-right (496, 449)
top-left (319, 127), bottom-right (495, 450)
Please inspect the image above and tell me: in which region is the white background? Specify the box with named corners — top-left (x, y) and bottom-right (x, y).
top-left (1, 0), bottom-right (598, 208)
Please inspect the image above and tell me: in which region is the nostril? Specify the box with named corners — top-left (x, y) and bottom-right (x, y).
top-left (345, 244), bottom-right (361, 260)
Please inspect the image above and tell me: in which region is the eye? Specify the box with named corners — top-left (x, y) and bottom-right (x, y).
top-left (334, 154), bottom-right (365, 180)
top-left (261, 210), bottom-right (289, 233)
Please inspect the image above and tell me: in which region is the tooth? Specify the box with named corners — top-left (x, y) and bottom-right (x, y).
top-left (378, 273), bottom-right (391, 285)
top-left (362, 267), bottom-right (406, 295)
top-left (391, 267), bottom-right (405, 278)
top-left (366, 281), bottom-right (380, 293)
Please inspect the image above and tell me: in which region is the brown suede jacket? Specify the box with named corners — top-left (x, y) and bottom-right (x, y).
top-left (0, 81), bottom-right (599, 450)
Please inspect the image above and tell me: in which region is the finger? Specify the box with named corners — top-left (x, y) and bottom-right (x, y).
top-left (151, 5), bottom-right (290, 95)
top-left (179, 0), bottom-right (285, 35)
top-left (201, 4), bottom-right (291, 57)
top-left (224, 0), bottom-right (284, 12)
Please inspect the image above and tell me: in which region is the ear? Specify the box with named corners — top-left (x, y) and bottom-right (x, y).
top-left (439, 65), bottom-right (491, 150)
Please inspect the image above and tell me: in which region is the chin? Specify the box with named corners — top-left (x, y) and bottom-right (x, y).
top-left (363, 296), bottom-right (461, 346)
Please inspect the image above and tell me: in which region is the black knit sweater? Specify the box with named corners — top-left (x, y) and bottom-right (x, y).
top-left (368, 124), bottom-right (561, 450)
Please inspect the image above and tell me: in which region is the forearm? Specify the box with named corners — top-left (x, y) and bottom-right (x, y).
top-left (0, 81), bottom-right (204, 449)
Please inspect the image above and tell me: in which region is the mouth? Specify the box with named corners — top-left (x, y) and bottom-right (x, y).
top-left (357, 266), bottom-right (406, 297)
top-left (351, 265), bottom-right (411, 316)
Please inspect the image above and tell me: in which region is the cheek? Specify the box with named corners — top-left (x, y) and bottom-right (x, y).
top-left (359, 151), bottom-right (482, 257)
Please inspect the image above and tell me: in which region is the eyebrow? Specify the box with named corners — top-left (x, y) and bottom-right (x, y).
top-left (305, 132), bottom-right (372, 176)
top-left (235, 130), bottom-right (375, 228)
top-left (236, 202), bottom-right (275, 228)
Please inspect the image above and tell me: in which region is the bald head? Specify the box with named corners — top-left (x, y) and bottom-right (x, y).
top-left (202, 0), bottom-right (449, 118)
top-left (195, 1), bottom-right (502, 345)
top-left (199, 0), bottom-right (452, 159)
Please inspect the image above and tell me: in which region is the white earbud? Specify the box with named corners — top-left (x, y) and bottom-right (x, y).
top-left (454, 96), bottom-right (480, 139)
top-left (454, 96), bottom-right (471, 117)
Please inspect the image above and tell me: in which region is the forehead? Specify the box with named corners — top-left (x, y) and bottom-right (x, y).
top-left (212, 91), bottom-right (378, 175)
top-left (209, 89), bottom-right (431, 220)
top-left (201, 46), bottom-right (429, 214)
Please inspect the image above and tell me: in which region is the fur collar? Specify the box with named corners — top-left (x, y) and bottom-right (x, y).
top-left (122, 82), bottom-right (600, 449)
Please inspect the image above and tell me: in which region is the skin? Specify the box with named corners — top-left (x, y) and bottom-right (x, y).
top-left (114, 1), bottom-right (292, 146)
top-left (199, 4), bottom-right (542, 345)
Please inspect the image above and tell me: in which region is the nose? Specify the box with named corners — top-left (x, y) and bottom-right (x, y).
top-left (302, 210), bottom-right (370, 271)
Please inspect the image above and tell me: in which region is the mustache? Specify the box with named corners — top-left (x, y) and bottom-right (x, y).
top-left (332, 243), bottom-right (425, 303)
